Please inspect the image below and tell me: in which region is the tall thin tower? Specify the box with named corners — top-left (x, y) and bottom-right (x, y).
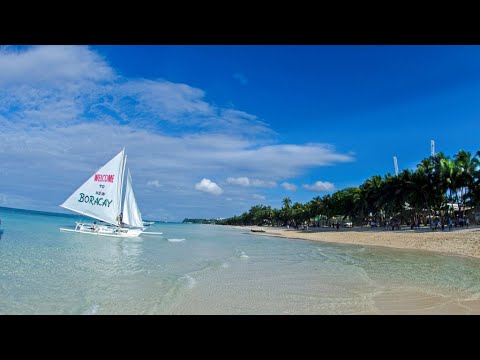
top-left (393, 156), bottom-right (399, 176)
top-left (431, 139), bottom-right (435, 156)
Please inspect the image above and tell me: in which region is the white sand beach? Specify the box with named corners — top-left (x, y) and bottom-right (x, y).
top-left (234, 225), bottom-right (480, 260)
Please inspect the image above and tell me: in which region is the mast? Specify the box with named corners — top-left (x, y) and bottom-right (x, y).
top-left (119, 150), bottom-right (127, 218)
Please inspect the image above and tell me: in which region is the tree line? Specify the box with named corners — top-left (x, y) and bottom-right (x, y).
top-left (182, 218), bottom-right (224, 224)
top-left (220, 150), bottom-right (480, 227)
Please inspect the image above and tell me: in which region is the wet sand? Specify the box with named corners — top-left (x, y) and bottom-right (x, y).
top-left (226, 225), bottom-right (480, 314)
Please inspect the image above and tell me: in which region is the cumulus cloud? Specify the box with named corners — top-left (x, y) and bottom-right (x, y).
top-left (195, 178), bottom-right (223, 195)
top-left (253, 194), bottom-right (266, 200)
top-left (281, 182), bottom-right (297, 191)
top-left (303, 181), bottom-right (335, 192)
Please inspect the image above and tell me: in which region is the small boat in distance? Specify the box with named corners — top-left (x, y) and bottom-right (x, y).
top-left (251, 229), bottom-right (266, 233)
top-left (59, 149), bottom-right (146, 237)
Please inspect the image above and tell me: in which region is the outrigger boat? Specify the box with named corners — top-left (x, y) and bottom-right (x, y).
top-left (59, 149), bottom-right (147, 237)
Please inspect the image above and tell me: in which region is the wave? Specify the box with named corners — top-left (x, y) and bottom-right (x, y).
top-left (168, 238), bottom-right (186, 242)
top-left (181, 275), bottom-right (197, 288)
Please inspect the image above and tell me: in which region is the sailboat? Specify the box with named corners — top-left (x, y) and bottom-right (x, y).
top-left (59, 149), bottom-right (146, 237)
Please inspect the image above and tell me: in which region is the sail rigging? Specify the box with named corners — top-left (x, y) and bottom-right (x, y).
top-left (59, 149), bottom-right (146, 237)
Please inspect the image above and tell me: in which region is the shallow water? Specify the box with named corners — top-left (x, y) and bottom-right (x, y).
top-left (1, 207), bottom-right (480, 314)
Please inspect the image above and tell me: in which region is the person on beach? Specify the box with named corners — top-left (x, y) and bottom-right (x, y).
top-left (336, 223), bottom-right (339, 231)
top-left (448, 217), bottom-right (453, 231)
top-left (466, 218), bottom-right (470, 228)
top-left (116, 213), bottom-right (123, 227)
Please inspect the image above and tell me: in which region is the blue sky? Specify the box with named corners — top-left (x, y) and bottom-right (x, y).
top-left (1, 45), bottom-right (480, 221)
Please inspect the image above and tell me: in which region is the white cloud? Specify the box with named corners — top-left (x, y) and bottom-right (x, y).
top-left (253, 194), bottom-right (266, 200)
top-left (227, 177), bottom-right (250, 186)
top-left (147, 180), bottom-right (162, 188)
top-left (0, 47), bottom-right (273, 138)
top-left (0, 123), bottom-right (351, 219)
top-left (0, 45), bottom-right (115, 86)
top-left (227, 177), bottom-right (277, 188)
top-left (233, 72), bottom-right (248, 85)
top-left (303, 181), bottom-right (335, 192)
top-left (251, 179), bottom-right (277, 188)
top-left (195, 178), bottom-right (223, 195)
top-left (0, 46), bottom-right (355, 220)
top-left (281, 182), bottom-right (297, 191)
top-left (119, 79), bottom-right (213, 123)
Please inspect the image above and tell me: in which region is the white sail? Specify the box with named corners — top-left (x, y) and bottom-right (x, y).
top-left (60, 149), bottom-right (126, 226)
top-left (122, 168), bottom-right (144, 228)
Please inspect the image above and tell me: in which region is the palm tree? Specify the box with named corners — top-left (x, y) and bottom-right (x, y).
top-left (309, 196), bottom-right (323, 226)
top-left (360, 175), bottom-right (384, 223)
top-left (282, 197), bottom-right (292, 209)
top-left (471, 151), bottom-right (480, 208)
top-left (417, 155), bottom-right (444, 222)
top-left (281, 197), bottom-right (292, 226)
top-left (438, 156), bottom-right (458, 216)
top-left (454, 150), bottom-right (479, 215)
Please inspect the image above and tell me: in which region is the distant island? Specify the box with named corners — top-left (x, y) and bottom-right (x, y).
top-left (182, 218), bottom-right (225, 224)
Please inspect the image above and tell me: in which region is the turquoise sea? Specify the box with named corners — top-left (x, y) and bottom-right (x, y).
top-left (1, 206), bottom-right (480, 314)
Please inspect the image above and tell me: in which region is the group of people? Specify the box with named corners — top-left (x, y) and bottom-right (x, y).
top-left (329, 223), bottom-right (340, 230)
top-left (88, 212), bottom-right (124, 232)
top-left (429, 216), bottom-right (470, 231)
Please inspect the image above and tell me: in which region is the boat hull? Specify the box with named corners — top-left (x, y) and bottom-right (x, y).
top-left (60, 222), bottom-right (145, 238)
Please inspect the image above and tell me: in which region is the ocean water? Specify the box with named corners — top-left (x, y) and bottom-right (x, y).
top-left (2, 207), bottom-right (480, 314)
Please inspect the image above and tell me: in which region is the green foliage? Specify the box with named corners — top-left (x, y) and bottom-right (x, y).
top-left (182, 218), bottom-right (224, 224)
top-left (219, 149), bottom-right (480, 226)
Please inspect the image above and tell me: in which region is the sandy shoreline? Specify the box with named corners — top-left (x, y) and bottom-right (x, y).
top-left (229, 225), bottom-right (480, 259)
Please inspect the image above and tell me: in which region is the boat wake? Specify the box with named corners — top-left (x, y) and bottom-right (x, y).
top-left (236, 249), bottom-right (249, 259)
top-left (168, 238), bottom-right (186, 242)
